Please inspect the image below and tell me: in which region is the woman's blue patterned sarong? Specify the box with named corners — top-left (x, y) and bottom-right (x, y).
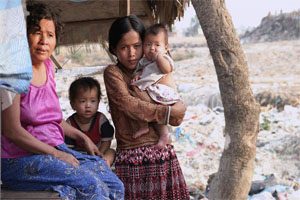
top-left (1, 144), bottom-right (124, 200)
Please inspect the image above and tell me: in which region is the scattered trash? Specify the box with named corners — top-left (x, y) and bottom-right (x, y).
top-left (55, 55), bottom-right (300, 200)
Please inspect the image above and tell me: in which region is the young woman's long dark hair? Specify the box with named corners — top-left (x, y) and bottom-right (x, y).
top-left (108, 15), bottom-right (145, 56)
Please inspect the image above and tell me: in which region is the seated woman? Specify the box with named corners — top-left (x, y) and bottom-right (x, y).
top-left (1, 2), bottom-right (124, 200)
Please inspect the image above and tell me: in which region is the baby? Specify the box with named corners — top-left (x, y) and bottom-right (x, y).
top-left (131, 23), bottom-right (180, 148)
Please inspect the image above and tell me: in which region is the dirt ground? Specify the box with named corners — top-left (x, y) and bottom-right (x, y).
top-left (55, 36), bottom-right (300, 197)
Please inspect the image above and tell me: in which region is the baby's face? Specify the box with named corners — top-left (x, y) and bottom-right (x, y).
top-left (143, 31), bottom-right (167, 60)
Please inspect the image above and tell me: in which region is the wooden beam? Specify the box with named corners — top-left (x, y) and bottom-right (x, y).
top-left (1, 189), bottom-right (61, 199)
top-left (50, 55), bottom-right (62, 69)
top-left (58, 16), bottom-right (151, 46)
top-left (119, 0), bottom-right (130, 16)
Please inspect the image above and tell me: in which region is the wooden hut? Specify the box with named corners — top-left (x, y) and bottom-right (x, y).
top-left (32, 0), bottom-right (189, 46)
top-left (31, 0), bottom-right (189, 68)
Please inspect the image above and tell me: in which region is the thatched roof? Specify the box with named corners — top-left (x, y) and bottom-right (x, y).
top-left (29, 0), bottom-right (189, 46)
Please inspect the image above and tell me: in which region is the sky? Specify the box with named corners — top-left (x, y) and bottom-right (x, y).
top-left (174, 0), bottom-right (300, 31)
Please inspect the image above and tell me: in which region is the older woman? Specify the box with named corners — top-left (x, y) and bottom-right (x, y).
top-left (104, 15), bottom-right (189, 199)
top-left (1, 2), bottom-right (124, 199)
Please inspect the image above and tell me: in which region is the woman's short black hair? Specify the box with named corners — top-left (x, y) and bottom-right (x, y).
top-left (69, 77), bottom-right (102, 104)
top-left (26, 1), bottom-right (63, 43)
top-left (108, 15), bottom-right (145, 56)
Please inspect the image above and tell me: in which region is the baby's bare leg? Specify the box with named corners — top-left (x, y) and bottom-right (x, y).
top-left (103, 148), bottom-right (116, 167)
top-left (154, 124), bottom-right (170, 148)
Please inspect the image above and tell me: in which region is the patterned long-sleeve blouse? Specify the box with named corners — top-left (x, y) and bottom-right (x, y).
top-left (104, 64), bottom-right (170, 149)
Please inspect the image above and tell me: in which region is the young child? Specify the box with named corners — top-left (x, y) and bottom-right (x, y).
top-left (65, 77), bottom-right (115, 166)
top-left (131, 23), bottom-right (180, 148)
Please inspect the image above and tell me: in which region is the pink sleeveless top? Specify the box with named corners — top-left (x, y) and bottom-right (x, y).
top-left (1, 59), bottom-right (64, 158)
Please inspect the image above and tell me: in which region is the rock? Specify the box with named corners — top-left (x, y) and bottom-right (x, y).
top-left (249, 191), bottom-right (276, 200)
top-left (255, 91), bottom-right (300, 111)
top-left (249, 174), bottom-right (277, 195)
top-left (249, 181), bottom-right (266, 195)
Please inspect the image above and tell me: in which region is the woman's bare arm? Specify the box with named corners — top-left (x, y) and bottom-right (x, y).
top-left (2, 95), bottom-right (79, 167)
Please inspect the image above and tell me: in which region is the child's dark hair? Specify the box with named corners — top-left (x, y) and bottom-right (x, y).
top-left (108, 15), bottom-right (145, 56)
top-left (69, 77), bottom-right (102, 104)
top-left (145, 23), bottom-right (169, 45)
top-left (26, 1), bottom-right (63, 43)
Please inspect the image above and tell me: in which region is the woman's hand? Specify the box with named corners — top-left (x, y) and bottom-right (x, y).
top-left (52, 149), bottom-right (79, 167)
top-left (169, 101), bottom-right (187, 126)
top-left (61, 120), bottom-right (100, 156)
top-left (81, 136), bottom-right (101, 156)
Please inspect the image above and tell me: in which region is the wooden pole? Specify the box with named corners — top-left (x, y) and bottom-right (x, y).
top-left (119, 0), bottom-right (131, 16)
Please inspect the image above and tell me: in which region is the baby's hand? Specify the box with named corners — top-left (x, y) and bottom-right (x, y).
top-left (150, 49), bottom-right (166, 62)
top-left (131, 74), bottom-right (141, 83)
top-left (148, 52), bottom-right (160, 61)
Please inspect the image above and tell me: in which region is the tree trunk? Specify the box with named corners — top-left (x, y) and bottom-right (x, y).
top-left (191, 0), bottom-right (260, 199)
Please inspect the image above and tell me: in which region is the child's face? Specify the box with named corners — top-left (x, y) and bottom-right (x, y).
top-left (71, 87), bottom-right (99, 119)
top-left (143, 31), bottom-right (168, 61)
